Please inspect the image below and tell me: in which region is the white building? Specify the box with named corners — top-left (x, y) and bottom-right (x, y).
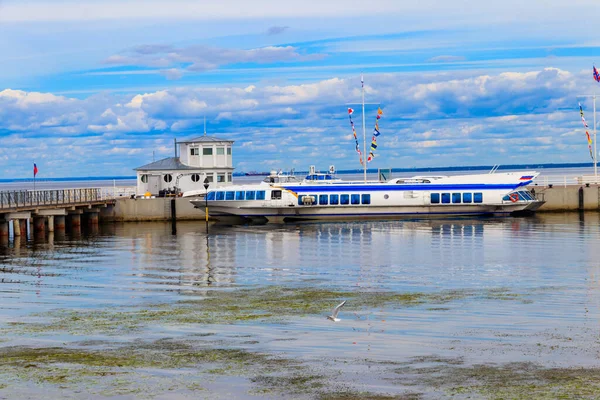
top-left (135, 135), bottom-right (234, 196)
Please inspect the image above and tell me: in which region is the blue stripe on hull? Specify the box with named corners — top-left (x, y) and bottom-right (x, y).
top-left (281, 183), bottom-right (530, 193)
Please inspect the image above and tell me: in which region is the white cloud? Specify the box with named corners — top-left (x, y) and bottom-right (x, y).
top-left (0, 68), bottom-right (596, 176)
top-left (105, 44), bottom-right (325, 78)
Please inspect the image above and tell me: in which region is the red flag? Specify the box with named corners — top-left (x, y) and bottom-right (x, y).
top-left (33, 163), bottom-right (38, 177)
top-left (594, 65), bottom-right (600, 82)
top-left (348, 108), bottom-right (354, 115)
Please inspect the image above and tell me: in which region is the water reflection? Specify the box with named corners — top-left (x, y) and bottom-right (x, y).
top-left (1, 214), bottom-right (600, 318)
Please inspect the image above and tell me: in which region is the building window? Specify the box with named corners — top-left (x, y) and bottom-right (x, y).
top-left (217, 147), bottom-right (225, 155)
top-left (217, 174), bottom-right (225, 182)
top-left (271, 190), bottom-right (282, 200)
top-left (140, 175), bottom-right (148, 183)
top-left (330, 194), bottom-right (339, 205)
top-left (205, 175), bottom-right (214, 183)
top-left (190, 148), bottom-right (199, 156)
top-left (474, 193), bottom-right (483, 203)
top-left (431, 193), bottom-right (440, 203)
top-left (191, 173), bottom-right (201, 182)
top-left (340, 194), bottom-right (350, 205)
top-left (463, 193), bottom-right (472, 203)
top-left (319, 194), bottom-right (328, 205)
top-left (452, 193), bottom-right (461, 203)
top-left (227, 173), bottom-right (232, 182)
top-left (361, 194), bottom-right (371, 204)
top-left (164, 174), bottom-right (173, 183)
top-left (203, 148), bottom-right (213, 155)
top-left (441, 193), bottom-right (450, 204)
top-left (256, 191), bottom-right (266, 200)
top-left (227, 148), bottom-right (232, 155)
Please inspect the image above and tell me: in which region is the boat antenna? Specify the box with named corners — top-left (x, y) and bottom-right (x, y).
top-left (361, 73), bottom-right (367, 183)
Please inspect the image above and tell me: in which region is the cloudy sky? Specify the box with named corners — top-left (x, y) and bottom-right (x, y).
top-left (1, 0), bottom-right (600, 177)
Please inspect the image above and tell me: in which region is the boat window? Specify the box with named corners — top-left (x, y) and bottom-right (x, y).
top-left (340, 194), bottom-right (350, 205)
top-left (319, 194), bottom-right (328, 205)
top-left (351, 194), bottom-right (361, 205)
top-left (502, 194), bottom-right (510, 201)
top-left (256, 191), bottom-right (266, 200)
top-left (225, 191), bottom-right (234, 200)
top-left (235, 191), bottom-right (245, 200)
top-left (431, 193), bottom-right (440, 204)
top-left (246, 191), bottom-right (256, 200)
top-left (519, 191), bottom-right (532, 200)
top-left (326, 175), bottom-right (332, 180)
top-left (298, 195), bottom-right (304, 205)
top-left (361, 194), bottom-right (371, 205)
top-left (271, 190), bottom-right (282, 200)
top-left (474, 192), bottom-right (483, 203)
top-left (330, 194), bottom-right (339, 205)
top-left (463, 193), bottom-right (472, 203)
top-left (216, 191), bottom-right (225, 200)
top-left (441, 193), bottom-right (450, 204)
top-left (318, 175), bottom-right (325, 181)
top-left (452, 193), bottom-right (461, 203)
top-left (206, 191), bottom-right (216, 200)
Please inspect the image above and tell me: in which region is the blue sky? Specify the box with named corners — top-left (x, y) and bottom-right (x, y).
top-left (1, 0), bottom-right (600, 177)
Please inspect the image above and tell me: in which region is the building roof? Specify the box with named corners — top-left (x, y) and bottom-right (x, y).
top-left (178, 135), bottom-right (234, 144)
top-left (134, 157), bottom-right (197, 171)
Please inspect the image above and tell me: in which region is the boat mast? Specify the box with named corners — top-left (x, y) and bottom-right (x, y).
top-left (362, 74), bottom-right (367, 182)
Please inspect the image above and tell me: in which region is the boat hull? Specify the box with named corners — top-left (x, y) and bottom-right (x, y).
top-left (192, 200), bottom-right (545, 223)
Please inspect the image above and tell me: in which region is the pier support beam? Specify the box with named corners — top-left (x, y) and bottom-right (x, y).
top-left (47, 215), bottom-right (54, 232)
top-left (86, 212), bottom-right (99, 225)
top-left (0, 220), bottom-right (8, 238)
top-left (13, 219), bottom-right (21, 236)
top-left (55, 215), bottom-right (66, 230)
top-left (33, 216), bottom-right (46, 235)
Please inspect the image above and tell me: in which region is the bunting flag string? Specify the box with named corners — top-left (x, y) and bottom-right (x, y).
top-left (579, 103), bottom-right (594, 160)
top-left (367, 107), bottom-right (383, 163)
top-left (348, 108), bottom-right (363, 165)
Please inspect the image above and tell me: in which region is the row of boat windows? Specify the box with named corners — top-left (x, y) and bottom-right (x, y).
top-left (299, 194), bottom-right (371, 205)
top-left (206, 190), bottom-right (268, 201)
top-left (431, 192), bottom-right (483, 204)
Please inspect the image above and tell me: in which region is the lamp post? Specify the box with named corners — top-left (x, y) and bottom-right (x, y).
top-left (203, 177), bottom-right (210, 233)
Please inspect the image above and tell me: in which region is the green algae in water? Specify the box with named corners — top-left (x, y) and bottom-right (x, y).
top-left (1, 286), bottom-right (534, 337)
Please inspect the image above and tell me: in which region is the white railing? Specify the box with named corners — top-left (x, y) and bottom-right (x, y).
top-left (536, 175), bottom-right (600, 187)
top-left (100, 186), bottom-right (137, 200)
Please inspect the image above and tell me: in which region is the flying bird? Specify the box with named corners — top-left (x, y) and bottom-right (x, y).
top-left (327, 300), bottom-right (346, 322)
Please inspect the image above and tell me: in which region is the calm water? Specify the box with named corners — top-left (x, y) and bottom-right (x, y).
top-left (2, 214), bottom-right (600, 397)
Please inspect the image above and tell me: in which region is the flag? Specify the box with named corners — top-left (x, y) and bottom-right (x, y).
top-left (377, 107), bottom-right (383, 115)
top-left (361, 74), bottom-right (364, 88)
top-left (33, 163), bottom-right (38, 177)
top-left (348, 108), bottom-right (354, 115)
top-left (594, 65), bottom-right (600, 82)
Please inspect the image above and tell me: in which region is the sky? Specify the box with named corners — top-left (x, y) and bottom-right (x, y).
top-left (1, 0), bottom-right (600, 178)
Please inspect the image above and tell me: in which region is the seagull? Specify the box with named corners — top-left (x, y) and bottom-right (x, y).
top-left (327, 300), bottom-right (346, 322)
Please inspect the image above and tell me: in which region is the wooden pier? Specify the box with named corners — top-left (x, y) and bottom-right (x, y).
top-left (0, 188), bottom-right (115, 238)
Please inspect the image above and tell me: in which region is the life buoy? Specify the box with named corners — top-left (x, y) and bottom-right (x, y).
top-left (509, 193), bottom-right (519, 203)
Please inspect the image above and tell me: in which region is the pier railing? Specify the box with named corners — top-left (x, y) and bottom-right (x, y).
top-left (0, 188), bottom-right (106, 210)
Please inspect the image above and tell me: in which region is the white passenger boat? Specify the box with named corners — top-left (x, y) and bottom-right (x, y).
top-left (189, 168), bottom-right (544, 223)
top-left (189, 76), bottom-right (544, 223)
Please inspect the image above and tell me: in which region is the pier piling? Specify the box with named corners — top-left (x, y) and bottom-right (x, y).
top-left (0, 220), bottom-right (8, 237)
top-left (13, 219), bottom-right (21, 236)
